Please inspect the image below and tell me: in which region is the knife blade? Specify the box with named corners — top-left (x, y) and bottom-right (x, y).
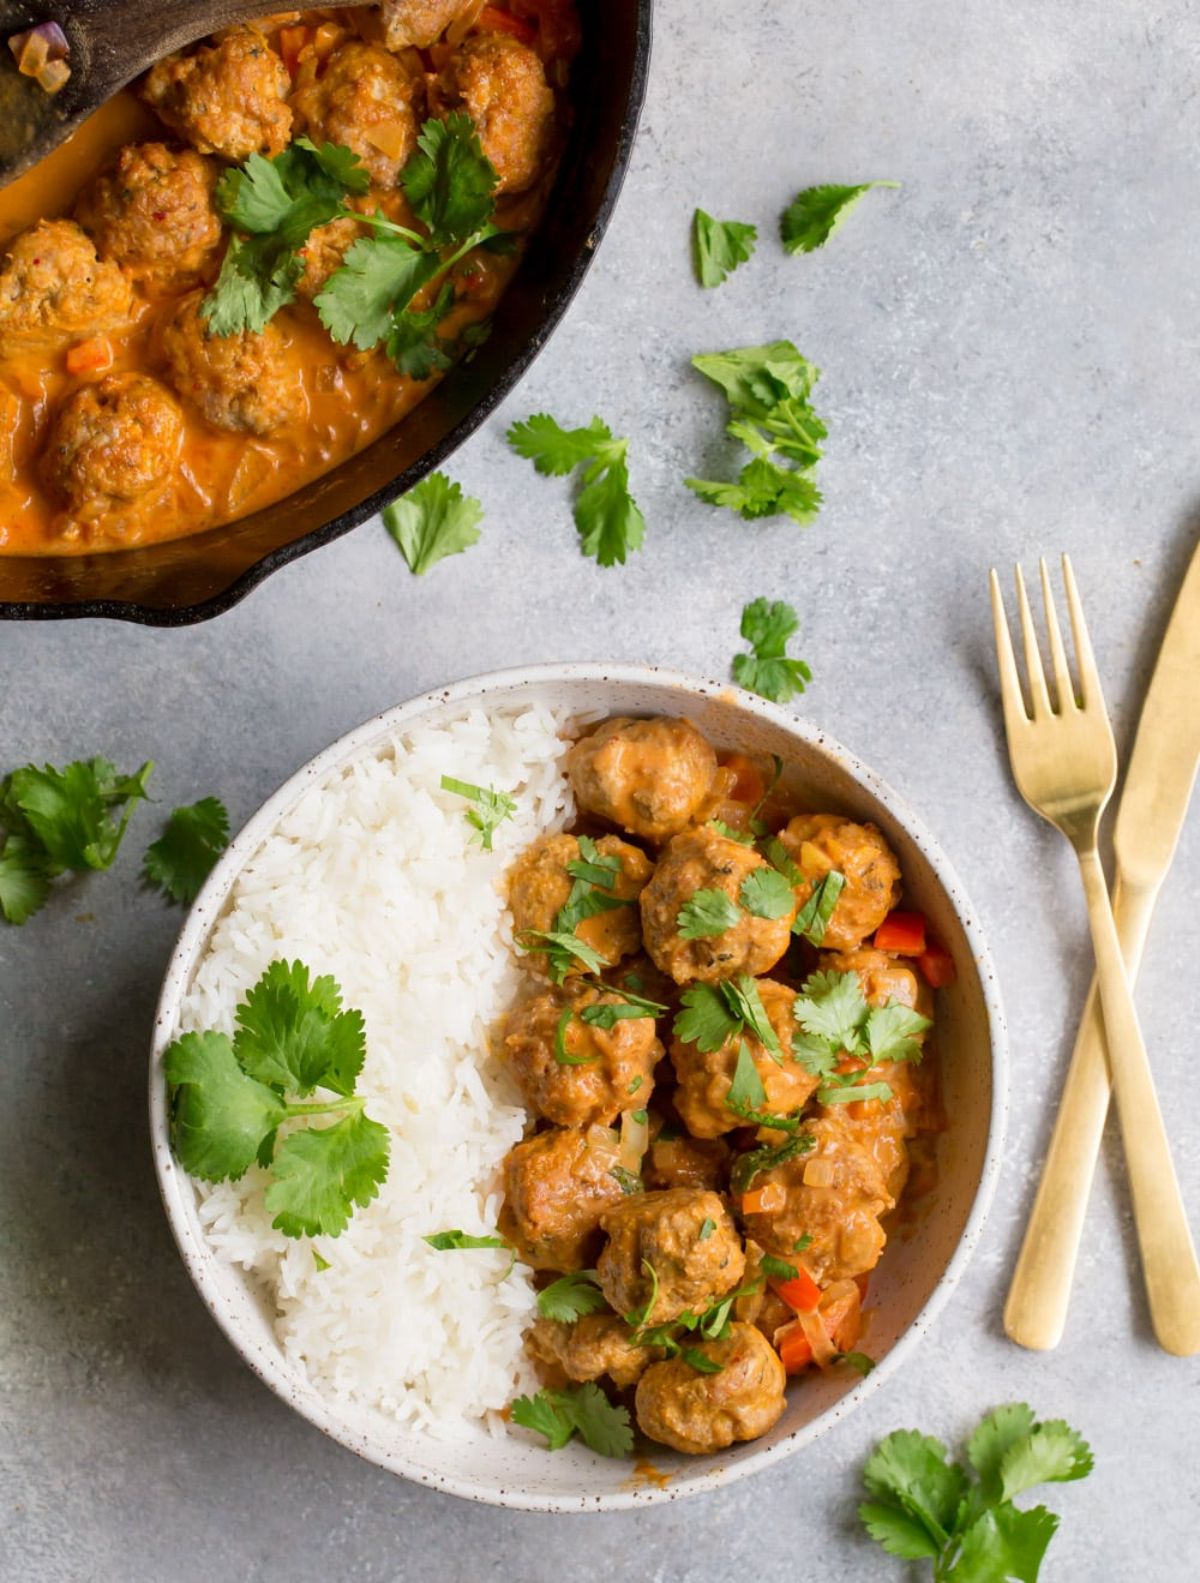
top-left (1005, 535), bottom-right (1200, 1351)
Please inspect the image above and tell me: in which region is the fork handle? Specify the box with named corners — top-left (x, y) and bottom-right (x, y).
top-left (1077, 849), bottom-right (1200, 1355)
top-left (1004, 877), bottom-right (1155, 1350)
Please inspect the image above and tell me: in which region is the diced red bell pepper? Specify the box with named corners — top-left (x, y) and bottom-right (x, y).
top-left (918, 940), bottom-right (956, 988)
top-left (874, 910), bottom-right (927, 956)
top-left (774, 1266), bottom-right (821, 1313)
top-left (777, 1327), bottom-right (813, 1373)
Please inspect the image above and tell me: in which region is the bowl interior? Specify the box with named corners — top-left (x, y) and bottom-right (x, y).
top-left (0, 0), bottom-right (651, 624)
top-left (150, 668), bottom-right (1006, 1510)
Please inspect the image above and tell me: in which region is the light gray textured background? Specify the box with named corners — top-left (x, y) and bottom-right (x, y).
top-left (3, 1), bottom-right (1200, 1578)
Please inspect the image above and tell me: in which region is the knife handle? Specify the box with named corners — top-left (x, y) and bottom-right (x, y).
top-left (1003, 877), bottom-right (1155, 1351)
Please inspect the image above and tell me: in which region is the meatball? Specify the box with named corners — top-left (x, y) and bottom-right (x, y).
top-left (527, 1314), bottom-right (655, 1390)
top-left (509, 832), bottom-right (652, 977)
top-left (670, 978), bottom-right (818, 1138)
top-left (41, 374), bottom-right (183, 519)
top-left (291, 42), bottom-right (424, 189)
top-left (640, 825), bottom-right (796, 985)
top-left (160, 291), bottom-right (304, 436)
top-left (739, 1117), bottom-right (894, 1284)
top-left (0, 220), bottom-right (133, 356)
top-left (778, 814), bottom-right (902, 953)
top-left (141, 28), bottom-right (292, 161)
top-left (499, 1125), bottom-right (628, 1271)
top-left (645, 1131), bottom-right (730, 1194)
top-left (635, 1322), bottom-right (786, 1455)
top-left (75, 143), bottom-right (222, 293)
top-left (379, 0), bottom-right (472, 48)
top-left (296, 215), bottom-right (363, 300)
top-left (500, 983), bottom-right (662, 1129)
top-left (436, 32), bottom-right (555, 195)
top-left (568, 717), bottom-right (719, 844)
top-left (597, 1188), bottom-right (745, 1325)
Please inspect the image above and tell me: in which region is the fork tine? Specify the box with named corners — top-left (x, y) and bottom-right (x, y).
top-left (1014, 564), bottom-right (1052, 718)
top-left (989, 568), bottom-right (1029, 732)
top-left (1038, 556), bottom-right (1076, 712)
top-left (1061, 553), bottom-right (1103, 708)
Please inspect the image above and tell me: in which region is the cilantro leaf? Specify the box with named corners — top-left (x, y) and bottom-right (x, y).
top-left (688, 457), bottom-right (823, 526)
top-left (967, 1404), bottom-right (1038, 1500)
top-left (383, 472), bottom-right (483, 576)
top-left (732, 597), bottom-right (813, 704)
top-left (0, 836), bottom-right (51, 925)
top-left (795, 969), bottom-right (870, 1054)
top-left (676, 887), bottom-right (742, 939)
top-left (511, 1390), bottom-right (575, 1450)
top-left (680, 1345), bottom-right (725, 1374)
top-left (537, 1269), bottom-right (609, 1322)
top-left (865, 1002), bottom-right (931, 1064)
top-left (402, 112), bottom-right (499, 244)
top-left (863, 1429), bottom-right (967, 1547)
top-left (762, 835), bottom-right (802, 884)
top-left (512, 1383), bottom-right (633, 1458)
top-left (780, 181), bottom-right (899, 255)
top-left (385, 281), bottom-right (455, 378)
top-left (142, 796), bottom-right (230, 905)
top-left (423, 1229), bottom-right (509, 1251)
top-left (731, 1132), bottom-right (813, 1194)
top-left (2, 757), bottom-right (152, 873)
top-left (264, 1109), bottom-right (390, 1238)
top-left (164, 1031), bottom-right (286, 1182)
top-left (693, 341), bottom-right (823, 427)
top-left (818, 1079), bottom-right (893, 1105)
top-left (507, 414), bottom-right (645, 567)
top-left (760, 1253), bottom-right (799, 1281)
top-left (673, 983), bottom-right (742, 1053)
top-left (739, 865), bottom-right (795, 920)
top-left (203, 233), bottom-right (306, 336)
top-left (579, 990), bottom-right (667, 1030)
top-left (721, 975), bottom-right (780, 1055)
top-left (726, 1040), bottom-right (767, 1111)
top-left (951, 1504), bottom-right (1059, 1583)
top-left (693, 208), bottom-right (757, 287)
top-left (316, 233), bottom-right (441, 350)
top-left (839, 1350), bottom-right (876, 1376)
top-left (858, 1504), bottom-right (942, 1562)
top-left (517, 929), bottom-right (611, 984)
top-left (998, 1421), bottom-right (1095, 1501)
top-left (233, 960), bottom-right (366, 1098)
top-left (439, 773), bottom-right (515, 850)
top-left (793, 869), bottom-right (845, 943)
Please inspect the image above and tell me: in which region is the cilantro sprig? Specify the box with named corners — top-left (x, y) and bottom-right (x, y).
top-left (673, 975), bottom-right (780, 1057)
top-left (725, 1041), bottom-right (808, 1132)
top-left (0, 756), bottom-right (153, 925)
top-left (732, 597), bottom-right (812, 704)
top-left (781, 181), bottom-right (900, 255)
top-left (537, 1269), bottom-right (609, 1322)
top-left (142, 796), bottom-right (230, 905)
top-left (686, 341), bottom-right (826, 525)
top-left (791, 969), bottom-right (931, 1105)
top-left (506, 414), bottom-right (646, 567)
top-left (693, 208), bottom-right (757, 287)
top-left (439, 772), bottom-right (515, 849)
top-left (164, 960), bottom-right (389, 1238)
top-left (384, 473), bottom-right (484, 576)
top-left (858, 1404), bottom-right (1093, 1580)
top-left (511, 1382), bottom-right (633, 1458)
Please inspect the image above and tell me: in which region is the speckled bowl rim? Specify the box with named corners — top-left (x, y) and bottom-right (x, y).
top-left (148, 663), bottom-right (1009, 1510)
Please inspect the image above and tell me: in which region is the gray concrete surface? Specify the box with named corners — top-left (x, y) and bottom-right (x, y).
top-left (3, 1), bottom-right (1200, 1578)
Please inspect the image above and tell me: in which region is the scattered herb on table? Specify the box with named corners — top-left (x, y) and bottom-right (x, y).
top-left (384, 473), bottom-right (484, 575)
top-left (506, 413), bottom-right (646, 567)
top-left (781, 180), bottom-right (899, 255)
top-left (0, 756), bottom-right (153, 925)
top-left (510, 1382), bottom-right (634, 1457)
top-left (439, 773), bottom-right (515, 848)
top-left (692, 208), bottom-right (757, 287)
top-left (537, 1269), bottom-right (608, 1322)
top-left (685, 340), bottom-right (826, 526)
top-left (732, 597), bottom-right (812, 704)
top-left (163, 959), bottom-right (389, 1239)
top-left (142, 796), bottom-right (230, 904)
top-left (858, 1403), bottom-right (1093, 1580)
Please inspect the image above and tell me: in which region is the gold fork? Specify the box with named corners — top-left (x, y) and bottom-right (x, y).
top-left (990, 554), bottom-right (1200, 1356)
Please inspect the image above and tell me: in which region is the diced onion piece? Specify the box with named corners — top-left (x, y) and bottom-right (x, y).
top-left (34, 56), bottom-right (70, 95)
top-left (818, 1279), bottom-right (862, 1353)
top-left (797, 1301), bottom-right (838, 1369)
top-left (364, 119), bottom-right (412, 160)
top-left (585, 1123), bottom-right (620, 1164)
top-left (618, 1108), bottom-right (649, 1175)
top-left (799, 841), bottom-right (831, 874)
top-left (16, 31), bottom-right (50, 74)
top-left (803, 1156), bottom-right (835, 1188)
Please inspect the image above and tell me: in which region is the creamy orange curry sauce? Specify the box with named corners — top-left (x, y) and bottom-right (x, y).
top-left (0, 3), bottom-right (577, 556)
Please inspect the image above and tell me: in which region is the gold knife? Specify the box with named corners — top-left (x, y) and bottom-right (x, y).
top-left (1005, 537), bottom-right (1200, 1352)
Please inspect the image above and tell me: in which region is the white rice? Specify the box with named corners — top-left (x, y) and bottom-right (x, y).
top-left (179, 701), bottom-right (584, 1441)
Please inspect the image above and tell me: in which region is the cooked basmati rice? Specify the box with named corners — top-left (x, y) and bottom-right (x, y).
top-left (179, 701), bottom-right (584, 1440)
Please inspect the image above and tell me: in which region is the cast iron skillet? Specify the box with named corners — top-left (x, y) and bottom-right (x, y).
top-left (0, 0), bottom-right (651, 624)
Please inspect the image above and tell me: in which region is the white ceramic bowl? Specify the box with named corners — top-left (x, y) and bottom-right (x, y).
top-left (149, 664), bottom-right (1008, 1511)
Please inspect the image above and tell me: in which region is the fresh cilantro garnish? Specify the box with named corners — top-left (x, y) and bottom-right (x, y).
top-left (866, 1003), bottom-right (932, 1064)
top-left (762, 834), bottom-right (802, 884)
top-left (819, 1079), bottom-right (894, 1105)
top-left (692, 208), bottom-right (757, 287)
top-left (537, 1269), bottom-right (608, 1322)
top-left (731, 1131), bottom-right (814, 1194)
top-left (402, 112), bottom-right (499, 245)
top-left (312, 1248), bottom-right (331, 1272)
top-left (631, 1107), bottom-right (649, 1124)
top-left (517, 928), bottom-right (612, 984)
top-left (555, 835), bottom-right (629, 935)
top-left (566, 835), bottom-right (622, 889)
top-left (794, 969), bottom-right (874, 1055)
top-left (383, 472), bottom-right (484, 576)
top-left (628, 1075), bottom-right (644, 1093)
top-left (0, 756), bottom-right (153, 924)
top-left (726, 1040), bottom-right (767, 1111)
top-left (839, 1350), bottom-right (876, 1376)
top-left (423, 1229), bottom-right (509, 1251)
top-left (506, 414), bottom-right (645, 567)
top-left (739, 864), bottom-right (795, 920)
top-left (790, 968), bottom-right (931, 1106)
top-left (793, 1233), bottom-right (813, 1252)
top-left (858, 1404), bottom-right (1093, 1579)
top-left (164, 960), bottom-right (388, 1238)
top-left (698, 1217), bottom-right (716, 1241)
top-left (680, 1346), bottom-right (725, 1374)
top-left (316, 233), bottom-right (442, 351)
top-left (630, 1276), bottom-right (765, 1351)
top-left (760, 1253), bottom-right (799, 1281)
top-left (686, 341), bottom-right (826, 525)
top-left (624, 1258), bottom-right (662, 1329)
top-left (721, 976), bottom-right (780, 1055)
top-left (438, 772), bottom-right (515, 849)
top-left (610, 1165), bottom-right (643, 1195)
top-left (579, 986), bottom-right (668, 1029)
top-left (511, 1382), bottom-right (634, 1458)
top-left (708, 818), bottom-right (755, 845)
top-left (142, 796), bottom-right (230, 904)
top-left (733, 598), bottom-right (812, 704)
top-left (676, 886), bottom-right (742, 939)
top-left (386, 282), bottom-right (456, 378)
top-left (793, 869), bottom-right (845, 944)
top-left (781, 181), bottom-right (899, 255)
top-left (553, 1004), bottom-right (599, 1066)
top-left (673, 975), bottom-right (779, 1055)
